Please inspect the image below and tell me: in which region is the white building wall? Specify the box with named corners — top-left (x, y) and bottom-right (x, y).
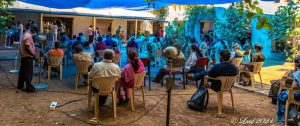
top-left (165, 5), bottom-right (186, 22)
top-left (73, 16), bottom-right (93, 39)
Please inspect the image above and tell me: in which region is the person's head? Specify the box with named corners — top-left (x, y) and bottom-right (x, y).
top-left (254, 44), bottom-right (263, 52)
top-left (112, 43), bottom-right (117, 48)
top-left (29, 24), bottom-right (39, 34)
top-left (17, 21), bottom-right (21, 25)
top-left (28, 20), bottom-right (31, 23)
top-left (174, 43), bottom-right (182, 55)
top-left (72, 35), bottom-right (77, 39)
top-left (191, 38), bottom-right (196, 43)
top-left (97, 36), bottom-right (103, 42)
top-left (90, 25), bottom-right (93, 28)
top-left (294, 57), bottom-right (300, 70)
top-left (79, 32), bottom-right (83, 36)
top-left (220, 49), bottom-right (231, 62)
top-left (106, 35), bottom-right (111, 39)
top-left (130, 38), bottom-right (135, 42)
top-left (54, 42), bottom-right (60, 49)
top-left (191, 44), bottom-right (199, 52)
top-left (233, 44), bottom-right (239, 50)
top-left (75, 45), bottom-right (83, 53)
top-left (76, 36), bottom-right (81, 41)
top-left (127, 50), bottom-right (139, 71)
top-left (119, 26), bottom-right (121, 28)
top-left (103, 49), bottom-right (115, 60)
top-left (61, 36), bottom-right (66, 42)
top-left (83, 42), bottom-right (89, 47)
top-left (112, 35), bottom-right (116, 38)
top-left (96, 27), bottom-right (98, 30)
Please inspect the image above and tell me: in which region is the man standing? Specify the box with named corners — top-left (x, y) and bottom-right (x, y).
top-left (51, 22), bottom-right (58, 42)
top-left (116, 26), bottom-right (121, 39)
top-left (18, 21), bottom-right (24, 42)
top-left (88, 25), bottom-right (94, 42)
top-left (89, 49), bottom-right (121, 105)
top-left (17, 25), bottom-right (39, 93)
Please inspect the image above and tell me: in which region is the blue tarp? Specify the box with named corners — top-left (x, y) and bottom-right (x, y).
top-left (19, 0), bottom-right (246, 10)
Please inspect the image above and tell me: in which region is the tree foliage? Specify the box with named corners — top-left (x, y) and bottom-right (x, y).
top-left (267, 1), bottom-right (300, 62)
top-left (184, 5), bottom-right (215, 25)
top-left (214, 5), bottom-right (250, 45)
top-left (234, 0), bottom-right (271, 29)
top-left (165, 19), bottom-right (185, 41)
top-left (0, 0), bottom-right (15, 35)
top-left (150, 7), bottom-right (169, 20)
top-left (268, 1), bottom-right (299, 41)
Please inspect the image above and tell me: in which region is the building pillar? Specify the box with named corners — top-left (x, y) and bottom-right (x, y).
top-left (135, 19), bottom-right (138, 37)
top-left (40, 13), bottom-right (43, 33)
top-left (93, 17), bottom-right (96, 30)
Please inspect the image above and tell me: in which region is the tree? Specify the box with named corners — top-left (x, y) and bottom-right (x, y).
top-left (150, 7), bottom-right (169, 20)
top-left (165, 18), bottom-right (185, 41)
top-left (0, 0), bottom-right (15, 35)
top-left (214, 5), bottom-right (250, 46)
top-left (268, 1), bottom-right (300, 62)
top-left (184, 5), bottom-right (215, 41)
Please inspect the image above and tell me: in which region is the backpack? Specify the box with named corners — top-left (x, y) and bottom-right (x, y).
top-left (187, 86), bottom-right (209, 112)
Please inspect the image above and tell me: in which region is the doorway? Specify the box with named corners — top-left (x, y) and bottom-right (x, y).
top-left (43, 17), bottom-right (73, 39)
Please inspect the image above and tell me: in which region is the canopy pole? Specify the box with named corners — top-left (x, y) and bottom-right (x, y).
top-left (40, 13), bottom-right (43, 33)
top-left (135, 19), bottom-right (138, 38)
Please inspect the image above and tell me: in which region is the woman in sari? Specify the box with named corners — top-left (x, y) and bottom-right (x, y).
top-left (118, 50), bottom-right (144, 104)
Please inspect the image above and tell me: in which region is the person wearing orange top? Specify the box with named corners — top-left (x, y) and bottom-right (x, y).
top-left (48, 42), bottom-right (64, 56)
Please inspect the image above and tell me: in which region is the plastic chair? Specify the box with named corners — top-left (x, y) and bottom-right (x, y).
top-left (74, 60), bottom-right (92, 90)
top-left (128, 71), bottom-right (147, 111)
top-left (204, 75), bottom-right (237, 114)
top-left (161, 58), bottom-right (186, 89)
top-left (185, 57), bottom-right (209, 87)
top-left (88, 77), bottom-right (119, 121)
top-left (48, 56), bottom-right (63, 80)
top-left (284, 89), bottom-right (300, 126)
top-left (140, 58), bottom-right (151, 90)
top-left (238, 62), bottom-right (264, 91)
top-left (232, 58), bottom-right (243, 67)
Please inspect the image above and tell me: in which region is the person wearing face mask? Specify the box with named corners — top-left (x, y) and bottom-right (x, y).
top-left (188, 49), bottom-right (238, 92)
top-left (17, 24), bottom-right (40, 93)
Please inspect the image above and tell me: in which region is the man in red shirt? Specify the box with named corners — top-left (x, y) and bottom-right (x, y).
top-left (159, 28), bottom-right (164, 37)
top-left (18, 24), bottom-right (39, 93)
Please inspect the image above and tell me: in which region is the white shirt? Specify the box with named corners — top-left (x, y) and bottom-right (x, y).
top-left (186, 52), bottom-right (198, 66)
top-left (88, 59), bottom-right (121, 79)
top-left (18, 24), bottom-right (24, 34)
top-left (51, 24), bottom-right (58, 33)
